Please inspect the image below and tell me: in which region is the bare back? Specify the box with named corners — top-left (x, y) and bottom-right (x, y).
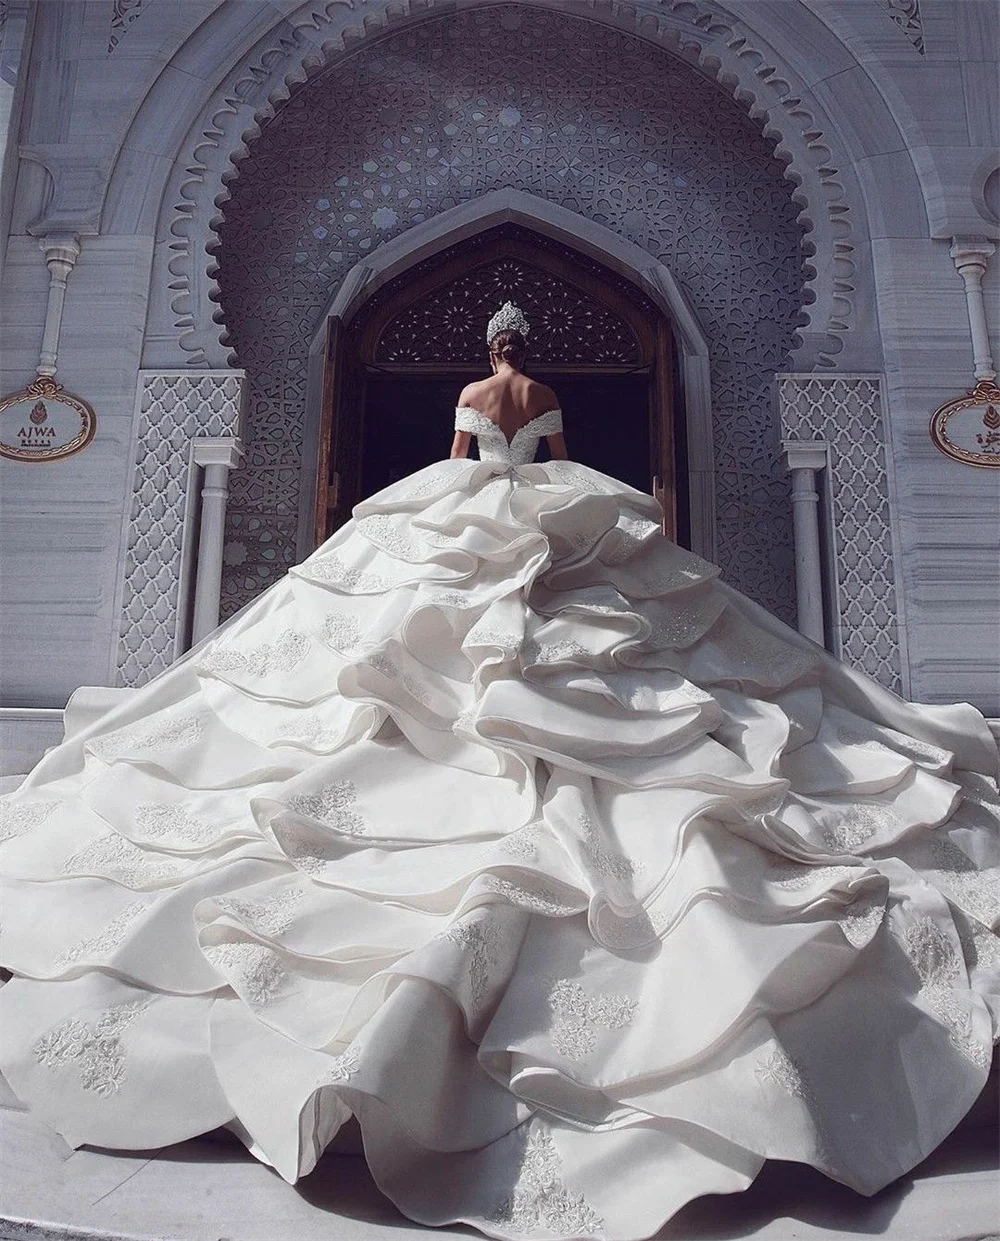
top-left (457, 371), bottom-right (560, 442)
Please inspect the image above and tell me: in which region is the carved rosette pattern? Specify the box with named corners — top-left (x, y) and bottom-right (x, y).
top-left (117, 373), bottom-right (243, 687)
top-left (376, 257), bottom-right (642, 364)
top-left (778, 375), bottom-right (903, 692)
top-left (217, 5), bottom-right (806, 621)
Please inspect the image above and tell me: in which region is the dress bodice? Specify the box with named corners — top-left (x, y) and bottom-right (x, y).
top-left (454, 406), bottom-right (563, 466)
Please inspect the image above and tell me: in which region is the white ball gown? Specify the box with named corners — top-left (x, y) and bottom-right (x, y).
top-left (1, 405), bottom-right (998, 1241)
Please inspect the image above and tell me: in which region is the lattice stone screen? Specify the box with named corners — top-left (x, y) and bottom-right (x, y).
top-left (116, 371), bottom-right (244, 687)
top-left (217, 4), bottom-right (807, 625)
top-left (778, 374), bottom-right (904, 693)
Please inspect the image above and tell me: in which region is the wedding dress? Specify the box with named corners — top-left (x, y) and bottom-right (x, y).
top-left (2, 406), bottom-right (998, 1241)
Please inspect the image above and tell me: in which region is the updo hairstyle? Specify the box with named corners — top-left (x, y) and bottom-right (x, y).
top-left (489, 329), bottom-right (526, 368)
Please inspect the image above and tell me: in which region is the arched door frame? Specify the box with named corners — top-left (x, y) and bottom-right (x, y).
top-left (299, 189), bottom-right (715, 560)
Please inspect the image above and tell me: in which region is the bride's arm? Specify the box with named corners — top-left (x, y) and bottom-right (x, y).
top-left (450, 430), bottom-right (472, 459)
top-left (547, 431), bottom-right (568, 461)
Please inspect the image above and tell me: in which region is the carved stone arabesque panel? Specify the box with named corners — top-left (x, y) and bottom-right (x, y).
top-left (376, 256), bottom-right (642, 364)
top-left (217, 4), bottom-right (807, 624)
top-left (108, 0), bottom-right (145, 54)
top-left (117, 373), bottom-right (243, 687)
top-left (875, 0), bottom-right (925, 54)
top-left (778, 375), bottom-right (903, 692)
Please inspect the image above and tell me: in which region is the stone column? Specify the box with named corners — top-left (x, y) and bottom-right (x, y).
top-left (36, 233), bottom-right (81, 376)
top-left (950, 238), bottom-right (997, 381)
top-left (191, 438), bottom-right (243, 644)
top-left (782, 440), bottom-right (829, 646)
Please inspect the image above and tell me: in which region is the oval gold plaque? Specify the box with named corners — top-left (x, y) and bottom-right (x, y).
top-left (929, 378), bottom-right (1000, 468)
top-left (0, 376), bottom-right (97, 463)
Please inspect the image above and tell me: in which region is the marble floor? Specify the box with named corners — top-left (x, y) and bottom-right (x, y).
top-left (1, 1081), bottom-right (997, 1241)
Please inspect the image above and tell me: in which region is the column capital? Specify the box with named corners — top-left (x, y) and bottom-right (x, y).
top-left (192, 437), bottom-right (244, 469)
top-left (38, 232), bottom-right (81, 269)
top-left (949, 237), bottom-right (995, 275)
top-left (782, 439), bottom-right (829, 472)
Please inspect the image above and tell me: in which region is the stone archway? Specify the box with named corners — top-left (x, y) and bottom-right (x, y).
top-left (215, 3), bottom-right (808, 624)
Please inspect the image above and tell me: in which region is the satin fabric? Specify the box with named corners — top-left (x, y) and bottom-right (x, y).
top-left (1, 451), bottom-right (998, 1241)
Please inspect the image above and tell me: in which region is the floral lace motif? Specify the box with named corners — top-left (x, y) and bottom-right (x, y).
top-left (356, 513), bottom-right (420, 560)
top-left (834, 723), bottom-right (950, 766)
top-left (641, 599), bottom-right (717, 649)
top-left (466, 625), bottom-right (521, 652)
top-left (958, 918), bottom-right (1000, 971)
top-left (455, 407), bottom-right (563, 468)
top-left (903, 916), bottom-right (990, 1071)
top-left (307, 553), bottom-right (392, 593)
top-left (274, 710), bottom-right (343, 751)
top-left (134, 802), bottom-right (215, 846)
top-left (33, 1000), bottom-right (150, 1097)
top-left (599, 516), bottom-right (657, 566)
top-left (205, 942), bottom-right (286, 1008)
top-left (287, 780), bottom-right (366, 836)
top-left (200, 629), bottom-right (311, 679)
top-left (754, 1045), bottom-right (811, 1100)
top-left (578, 813), bottom-right (637, 883)
top-left (525, 638), bottom-right (588, 666)
top-left (56, 901), bottom-right (147, 967)
top-left (491, 1123), bottom-right (604, 1237)
top-left (363, 651), bottom-right (431, 705)
top-left (766, 859), bottom-right (847, 892)
top-left (62, 832), bottom-right (179, 886)
top-left (324, 1043), bottom-right (361, 1084)
top-left (320, 613), bottom-right (363, 652)
top-left (821, 803), bottom-right (897, 853)
top-left (278, 828), bottom-right (333, 875)
top-left (215, 887), bottom-right (305, 938)
top-left (445, 912), bottom-right (504, 1011)
top-left (497, 823), bottom-right (541, 862)
top-left (483, 876), bottom-right (580, 918)
top-left (548, 979), bottom-right (636, 1061)
top-left (90, 714), bottom-right (203, 761)
top-left (0, 798), bottom-right (59, 844)
top-left (841, 895), bottom-right (886, 949)
top-left (930, 836), bottom-right (999, 926)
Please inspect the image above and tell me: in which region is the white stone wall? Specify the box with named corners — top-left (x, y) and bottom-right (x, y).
top-left (0, 0), bottom-right (997, 721)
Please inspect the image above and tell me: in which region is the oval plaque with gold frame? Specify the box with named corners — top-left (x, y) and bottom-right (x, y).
top-left (929, 378), bottom-right (1000, 468)
top-left (0, 376), bottom-right (97, 463)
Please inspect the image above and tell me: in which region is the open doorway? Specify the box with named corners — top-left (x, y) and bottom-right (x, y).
top-left (317, 224), bottom-right (686, 544)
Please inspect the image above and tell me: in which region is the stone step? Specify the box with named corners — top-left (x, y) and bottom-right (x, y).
top-left (1, 1095), bottom-right (997, 1241)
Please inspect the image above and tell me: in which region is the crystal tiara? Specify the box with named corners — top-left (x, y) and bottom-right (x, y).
top-left (486, 301), bottom-right (531, 345)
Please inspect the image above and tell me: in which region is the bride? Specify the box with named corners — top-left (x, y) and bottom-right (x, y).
top-left (1, 301), bottom-right (997, 1240)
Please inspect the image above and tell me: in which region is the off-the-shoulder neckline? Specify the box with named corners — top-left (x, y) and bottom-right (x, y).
top-left (454, 406), bottom-right (562, 448)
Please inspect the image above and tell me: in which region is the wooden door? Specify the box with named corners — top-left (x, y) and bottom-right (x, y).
top-left (317, 224), bottom-right (682, 546)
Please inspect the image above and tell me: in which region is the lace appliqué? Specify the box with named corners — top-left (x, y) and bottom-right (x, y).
top-left (578, 812), bottom-right (637, 883)
top-left (841, 895), bottom-right (886, 949)
top-left (90, 714), bottom-right (203, 761)
top-left (0, 798), bottom-right (59, 844)
top-left (445, 912), bottom-right (503, 1011)
top-left (274, 712), bottom-right (342, 751)
top-left (62, 832), bottom-right (179, 886)
top-left (903, 916), bottom-right (990, 1071)
top-left (834, 723), bottom-right (950, 767)
top-left (491, 1123), bottom-right (604, 1237)
top-left (216, 887), bottom-right (305, 938)
top-left (134, 802), bottom-right (215, 846)
top-left (356, 512), bottom-right (420, 560)
top-left (767, 859), bottom-right (849, 891)
top-left (205, 942), bottom-right (286, 1008)
top-left (320, 613), bottom-right (364, 653)
top-left (754, 1046), bottom-right (811, 1100)
top-left (287, 780), bottom-right (366, 836)
top-left (56, 901), bottom-right (147, 967)
top-left (484, 876), bottom-right (580, 918)
top-left (497, 823), bottom-right (541, 862)
top-left (324, 1043), bottom-right (361, 1084)
top-left (525, 638), bottom-right (588, 666)
top-left (821, 803), bottom-right (897, 853)
top-left (930, 836), bottom-right (999, 926)
top-left (33, 1000), bottom-right (150, 1097)
top-left (307, 552), bottom-right (391, 593)
top-left (201, 628), bottom-right (311, 679)
top-left (466, 625), bottom-right (521, 653)
top-left (548, 979), bottom-right (636, 1061)
top-left (958, 918), bottom-right (1000, 972)
top-left (363, 650), bottom-right (431, 705)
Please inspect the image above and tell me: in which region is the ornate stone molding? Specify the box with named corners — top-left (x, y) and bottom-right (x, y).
top-left (114, 371), bottom-right (244, 687)
top-left (108, 0), bottom-right (145, 54)
top-left (156, 0), bottom-right (862, 372)
top-left (950, 237), bottom-right (997, 382)
top-left (36, 233), bottom-right (80, 376)
top-left (875, 0), bottom-right (924, 54)
top-left (778, 374), bottom-right (905, 694)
